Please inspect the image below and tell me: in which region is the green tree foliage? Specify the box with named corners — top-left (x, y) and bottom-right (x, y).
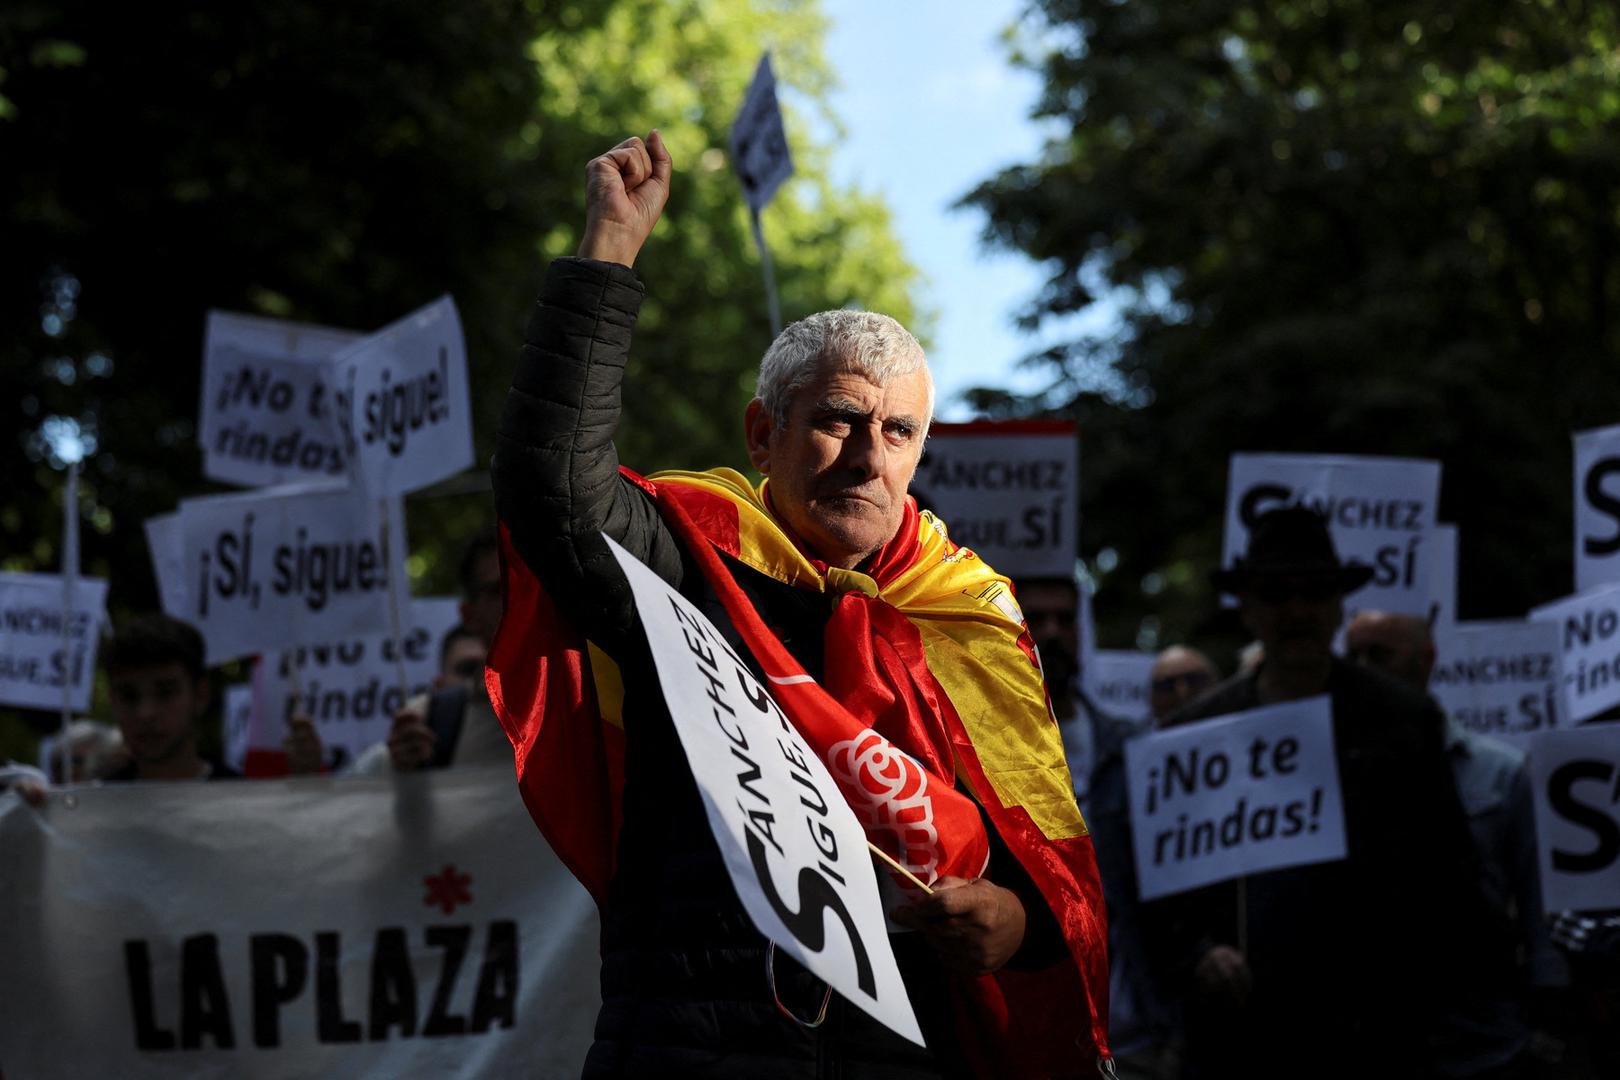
top-left (963, 0), bottom-right (1620, 651)
top-left (0, 0), bottom-right (921, 743)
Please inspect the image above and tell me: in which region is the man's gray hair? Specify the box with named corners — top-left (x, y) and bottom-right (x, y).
top-left (756, 309), bottom-right (933, 430)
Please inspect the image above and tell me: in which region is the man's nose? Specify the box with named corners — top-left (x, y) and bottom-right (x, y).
top-left (838, 424), bottom-right (884, 478)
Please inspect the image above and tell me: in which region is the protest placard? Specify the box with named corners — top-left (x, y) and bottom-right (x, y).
top-left (0, 572), bottom-right (109, 712)
top-left (1574, 423), bottom-right (1620, 593)
top-left (0, 767), bottom-right (599, 1079)
top-left (220, 684), bottom-right (254, 774)
top-left (245, 598), bottom-right (462, 769)
top-left (1429, 620), bottom-right (1562, 748)
top-left (731, 52), bottom-right (794, 213)
top-left (605, 534), bottom-right (923, 1046)
top-left (1223, 453), bottom-right (1440, 617)
top-left (1085, 650), bottom-right (1155, 724)
top-left (199, 310), bottom-right (361, 488)
top-left (1528, 726), bottom-right (1620, 913)
top-left (333, 296), bottom-right (473, 499)
top-left (914, 420), bottom-right (1079, 579)
top-left (1530, 582), bottom-right (1620, 724)
top-left (1124, 695), bottom-right (1346, 901)
top-left (168, 484), bottom-right (406, 664)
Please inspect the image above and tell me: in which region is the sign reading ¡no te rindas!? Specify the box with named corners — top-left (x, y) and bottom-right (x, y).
top-left (1223, 453), bottom-right (1440, 617)
top-left (604, 534), bottom-right (924, 1047)
top-left (1124, 695), bottom-right (1347, 901)
top-left (1531, 581), bottom-right (1620, 725)
top-left (914, 420), bottom-right (1078, 579)
top-left (1528, 726), bottom-right (1620, 913)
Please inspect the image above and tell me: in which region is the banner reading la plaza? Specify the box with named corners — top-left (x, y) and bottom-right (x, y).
top-left (1223, 453), bottom-right (1440, 616)
top-left (0, 768), bottom-right (600, 1079)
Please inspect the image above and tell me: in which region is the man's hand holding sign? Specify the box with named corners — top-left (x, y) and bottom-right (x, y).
top-left (485, 130), bottom-right (1111, 1076)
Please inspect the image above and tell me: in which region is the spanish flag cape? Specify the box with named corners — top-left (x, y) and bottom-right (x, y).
top-left (487, 467), bottom-right (1109, 1077)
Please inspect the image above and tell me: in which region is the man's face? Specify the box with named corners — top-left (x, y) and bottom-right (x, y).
top-left (109, 662), bottom-right (208, 767)
top-left (1018, 581), bottom-right (1080, 689)
top-left (1150, 647), bottom-right (1218, 721)
top-left (440, 636), bottom-right (489, 692)
top-left (1345, 612), bottom-right (1430, 690)
top-left (1238, 574), bottom-right (1343, 674)
top-left (746, 365), bottom-right (930, 570)
top-left (459, 550), bottom-right (503, 647)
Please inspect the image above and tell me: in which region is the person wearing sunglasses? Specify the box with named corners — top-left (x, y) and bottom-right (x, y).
top-left (1147, 646), bottom-right (1218, 724)
top-left (1146, 506), bottom-right (1502, 1080)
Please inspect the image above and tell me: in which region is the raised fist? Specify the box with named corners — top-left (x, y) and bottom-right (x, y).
top-left (578, 130), bottom-right (673, 268)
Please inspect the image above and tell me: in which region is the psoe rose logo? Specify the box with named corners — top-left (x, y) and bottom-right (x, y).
top-left (827, 729), bottom-right (941, 883)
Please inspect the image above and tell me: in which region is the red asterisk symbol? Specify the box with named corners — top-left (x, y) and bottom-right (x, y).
top-left (422, 864), bottom-right (473, 915)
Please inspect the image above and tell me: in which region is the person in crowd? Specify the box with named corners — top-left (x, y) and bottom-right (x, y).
top-left (435, 623), bottom-right (487, 691)
top-left (1147, 506), bottom-right (1502, 1080)
top-left (1148, 645), bottom-right (1218, 723)
top-left (486, 131), bottom-right (1110, 1077)
top-left (1346, 609), bottom-right (1567, 1079)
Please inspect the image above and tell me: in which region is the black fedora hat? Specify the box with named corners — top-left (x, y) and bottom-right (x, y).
top-left (1213, 505), bottom-right (1375, 596)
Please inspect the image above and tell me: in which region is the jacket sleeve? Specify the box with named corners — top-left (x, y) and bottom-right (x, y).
top-left (491, 257), bottom-right (687, 648)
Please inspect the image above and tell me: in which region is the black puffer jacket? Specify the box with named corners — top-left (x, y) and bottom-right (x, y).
top-left (493, 258), bottom-right (979, 1079)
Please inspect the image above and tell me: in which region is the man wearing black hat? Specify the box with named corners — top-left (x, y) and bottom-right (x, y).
top-left (1147, 507), bottom-right (1504, 1080)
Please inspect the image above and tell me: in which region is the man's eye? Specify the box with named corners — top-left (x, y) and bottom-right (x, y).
top-left (885, 424), bottom-right (916, 443)
top-left (817, 417), bottom-right (853, 435)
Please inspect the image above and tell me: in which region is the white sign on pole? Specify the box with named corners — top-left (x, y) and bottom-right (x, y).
top-left (1528, 726), bottom-right (1620, 913)
top-left (1223, 454), bottom-right (1440, 617)
top-left (220, 683), bottom-right (255, 774)
top-left (246, 598), bottom-right (462, 768)
top-left (1574, 423), bottom-right (1620, 593)
top-left (333, 296), bottom-right (473, 499)
top-left (171, 484), bottom-right (407, 664)
top-left (0, 767), bottom-right (600, 1079)
top-left (915, 421), bottom-right (1079, 579)
top-left (145, 512), bottom-right (189, 615)
top-left (730, 52), bottom-right (795, 212)
top-left (1124, 695), bottom-right (1347, 901)
top-left (1430, 523), bottom-right (1458, 630)
top-left (1086, 650), bottom-right (1156, 724)
top-left (604, 534), bottom-right (922, 1046)
top-left (0, 572), bottom-right (108, 712)
top-left (1530, 582), bottom-right (1620, 724)
top-left (1429, 620), bottom-right (1562, 749)
top-left (199, 311), bottom-right (361, 488)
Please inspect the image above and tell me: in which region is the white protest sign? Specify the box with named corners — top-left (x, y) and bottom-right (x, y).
top-left (1575, 423), bottom-right (1620, 592)
top-left (1223, 453), bottom-right (1439, 616)
top-left (730, 52), bottom-right (794, 212)
top-left (1528, 726), bottom-right (1620, 913)
top-left (333, 296), bottom-right (473, 499)
top-left (171, 484), bottom-right (407, 664)
top-left (604, 534), bottom-right (922, 1046)
top-left (0, 572), bottom-right (108, 712)
top-left (1086, 650), bottom-right (1156, 724)
top-left (0, 767), bottom-right (599, 1079)
top-left (252, 598), bottom-right (462, 768)
top-left (221, 683), bottom-right (255, 774)
top-left (1429, 620), bottom-right (1562, 749)
top-left (144, 512), bottom-right (189, 615)
top-left (1530, 582), bottom-right (1620, 724)
top-left (1124, 695), bottom-right (1347, 901)
top-left (200, 311), bottom-right (361, 488)
top-left (1430, 523), bottom-right (1458, 630)
top-left (915, 421), bottom-right (1079, 579)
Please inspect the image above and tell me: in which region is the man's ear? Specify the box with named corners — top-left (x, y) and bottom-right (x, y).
top-left (744, 398), bottom-right (772, 473)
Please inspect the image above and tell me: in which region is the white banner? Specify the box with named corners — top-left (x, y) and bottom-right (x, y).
top-left (1574, 423), bottom-right (1620, 593)
top-left (1223, 453), bottom-right (1440, 617)
top-left (1528, 726), bottom-right (1620, 913)
top-left (1085, 650), bottom-right (1155, 725)
top-left (1124, 695), bottom-right (1347, 901)
top-left (914, 421), bottom-right (1079, 579)
top-left (0, 572), bottom-right (109, 712)
top-left (199, 311), bottom-right (361, 488)
top-left (169, 484), bottom-right (407, 664)
top-left (334, 296), bottom-right (473, 499)
top-left (1530, 583), bottom-right (1620, 724)
top-left (604, 534), bottom-right (922, 1046)
top-left (730, 52), bottom-right (794, 212)
top-left (0, 767), bottom-right (599, 1079)
top-left (1429, 620), bottom-right (1562, 748)
top-left (246, 598), bottom-right (462, 769)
